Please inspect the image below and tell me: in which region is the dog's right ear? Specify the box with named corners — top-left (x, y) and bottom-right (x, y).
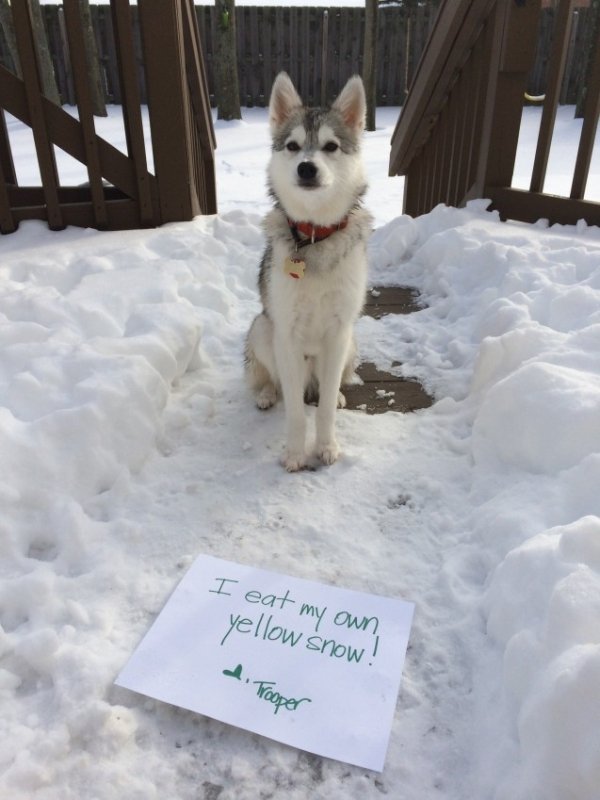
top-left (269, 72), bottom-right (302, 133)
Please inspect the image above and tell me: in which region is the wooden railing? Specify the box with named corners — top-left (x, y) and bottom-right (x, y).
top-left (389, 0), bottom-right (600, 228)
top-left (0, 0), bottom-right (216, 235)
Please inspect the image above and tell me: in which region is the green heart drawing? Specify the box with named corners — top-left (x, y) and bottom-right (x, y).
top-left (222, 663), bottom-right (243, 680)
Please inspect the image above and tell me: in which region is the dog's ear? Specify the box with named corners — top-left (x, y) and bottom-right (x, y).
top-left (332, 76), bottom-right (366, 133)
top-left (269, 72), bottom-right (302, 133)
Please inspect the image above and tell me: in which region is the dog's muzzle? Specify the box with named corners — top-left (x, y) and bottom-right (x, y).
top-left (297, 161), bottom-right (319, 187)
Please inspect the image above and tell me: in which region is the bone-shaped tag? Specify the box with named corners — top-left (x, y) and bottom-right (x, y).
top-left (283, 255), bottom-right (305, 280)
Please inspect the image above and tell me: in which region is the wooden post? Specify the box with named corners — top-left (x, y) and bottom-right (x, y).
top-left (139, 0), bottom-right (216, 222)
top-left (0, 108), bottom-right (16, 232)
top-left (0, 108), bottom-right (16, 185)
top-left (475, 0), bottom-right (542, 197)
top-left (571, 21), bottom-right (600, 198)
top-left (321, 9), bottom-right (329, 106)
top-left (363, 0), bottom-right (377, 131)
top-left (530, 0), bottom-right (576, 193)
top-left (575, 0), bottom-right (600, 117)
top-left (181, 0), bottom-right (217, 213)
top-left (214, 0), bottom-right (241, 120)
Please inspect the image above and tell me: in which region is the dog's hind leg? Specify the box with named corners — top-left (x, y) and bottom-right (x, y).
top-left (245, 313), bottom-right (279, 409)
top-left (336, 334), bottom-right (358, 409)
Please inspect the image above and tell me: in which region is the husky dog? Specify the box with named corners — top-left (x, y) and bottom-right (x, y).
top-left (245, 72), bottom-right (372, 471)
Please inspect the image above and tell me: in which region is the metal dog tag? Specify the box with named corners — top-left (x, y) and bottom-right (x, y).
top-left (284, 255), bottom-right (305, 280)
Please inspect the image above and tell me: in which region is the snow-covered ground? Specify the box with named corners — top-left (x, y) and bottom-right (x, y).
top-left (1, 103), bottom-right (600, 799)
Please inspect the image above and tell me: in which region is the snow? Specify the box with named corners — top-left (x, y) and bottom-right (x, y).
top-left (1, 99), bottom-right (600, 800)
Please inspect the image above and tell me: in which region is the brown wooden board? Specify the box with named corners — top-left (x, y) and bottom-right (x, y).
top-left (342, 286), bottom-right (434, 415)
top-left (363, 286), bottom-right (423, 318)
top-left (344, 362), bottom-right (433, 415)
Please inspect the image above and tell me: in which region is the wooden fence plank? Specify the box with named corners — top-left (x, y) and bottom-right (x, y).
top-left (111, 0), bottom-right (154, 225)
top-left (196, 5), bottom-right (216, 104)
top-left (289, 5), bottom-right (298, 90)
top-left (93, 5), bottom-right (121, 103)
top-left (10, 0), bottom-right (63, 229)
top-left (0, 167), bottom-right (15, 232)
top-left (320, 10), bottom-right (328, 105)
top-left (0, 106), bottom-right (16, 184)
top-left (235, 2), bottom-right (247, 103)
top-left (183, 0), bottom-right (215, 151)
top-left (339, 8), bottom-right (351, 87)
top-left (63, 0), bottom-right (108, 228)
top-left (262, 8), bottom-right (273, 106)
top-left (571, 31), bottom-right (600, 199)
top-left (460, 30), bottom-right (487, 202)
top-left (57, 9), bottom-right (76, 106)
top-left (249, 6), bottom-right (261, 106)
top-left (42, 5), bottom-right (72, 105)
top-left (530, 0), bottom-right (576, 193)
top-left (561, 4), bottom-right (580, 103)
top-left (0, 109), bottom-right (16, 232)
top-left (382, 8), bottom-right (401, 103)
top-left (300, 6), bottom-right (310, 101)
top-left (275, 7), bottom-right (285, 76)
top-left (181, 0), bottom-right (216, 212)
top-left (350, 7), bottom-right (362, 85)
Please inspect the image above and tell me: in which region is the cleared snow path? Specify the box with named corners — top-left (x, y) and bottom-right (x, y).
top-left (0, 208), bottom-right (500, 800)
top-left (80, 219), bottom-right (486, 799)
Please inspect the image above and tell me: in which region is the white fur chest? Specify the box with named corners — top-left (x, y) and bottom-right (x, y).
top-left (268, 234), bottom-right (368, 353)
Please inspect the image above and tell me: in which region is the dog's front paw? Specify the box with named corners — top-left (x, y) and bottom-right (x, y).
top-left (316, 440), bottom-right (340, 466)
top-left (281, 450), bottom-right (307, 472)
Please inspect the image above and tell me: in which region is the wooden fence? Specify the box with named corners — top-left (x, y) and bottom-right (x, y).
top-left (531, 3), bottom-right (595, 105)
top-left (0, 4), bottom-right (593, 110)
top-left (389, 0), bottom-right (600, 228)
top-left (0, 0), bottom-right (216, 235)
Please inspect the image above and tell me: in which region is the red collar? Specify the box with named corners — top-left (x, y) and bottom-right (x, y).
top-left (288, 217), bottom-right (348, 243)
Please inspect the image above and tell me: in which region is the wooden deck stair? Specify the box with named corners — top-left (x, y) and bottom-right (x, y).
top-left (344, 287), bottom-right (434, 415)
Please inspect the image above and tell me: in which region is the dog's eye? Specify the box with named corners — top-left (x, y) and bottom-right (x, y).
top-left (323, 141), bottom-right (339, 153)
top-left (286, 141), bottom-right (300, 152)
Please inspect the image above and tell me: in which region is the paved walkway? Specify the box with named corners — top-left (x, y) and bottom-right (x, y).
top-left (344, 287), bottom-right (434, 414)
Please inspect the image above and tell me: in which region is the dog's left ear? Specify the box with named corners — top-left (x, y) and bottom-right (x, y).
top-left (332, 76), bottom-right (366, 133)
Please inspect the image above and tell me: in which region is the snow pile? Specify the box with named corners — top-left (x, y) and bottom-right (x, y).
top-left (371, 205), bottom-right (600, 799)
top-left (0, 213), bottom-right (265, 798)
top-left (486, 519), bottom-right (600, 800)
top-left (1, 103), bottom-right (600, 799)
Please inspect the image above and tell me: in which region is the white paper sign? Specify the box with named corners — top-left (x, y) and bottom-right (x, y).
top-left (115, 555), bottom-right (414, 771)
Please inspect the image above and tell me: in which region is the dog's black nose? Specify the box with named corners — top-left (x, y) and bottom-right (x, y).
top-left (297, 161), bottom-right (317, 181)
